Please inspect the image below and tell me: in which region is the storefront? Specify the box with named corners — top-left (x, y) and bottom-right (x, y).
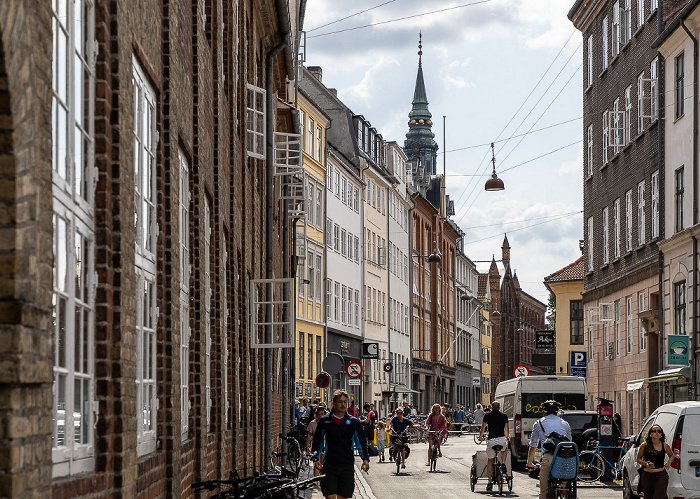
top-left (326, 328), bottom-right (362, 407)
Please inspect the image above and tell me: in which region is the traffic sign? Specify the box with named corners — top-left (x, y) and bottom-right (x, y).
top-left (513, 364), bottom-right (530, 377)
top-left (348, 378), bottom-right (361, 386)
top-left (383, 363), bottom-right (393, 373)
top-left (315, 371), bottom-right (331, 388)
top-left (346, 361), bottom-right (363, 379)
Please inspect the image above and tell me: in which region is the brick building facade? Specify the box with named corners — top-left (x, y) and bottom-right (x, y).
top-left (0, 0), bottom-right (302, 496)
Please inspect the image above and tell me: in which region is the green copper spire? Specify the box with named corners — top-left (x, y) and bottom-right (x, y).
top-left (404, 32), bottom-right (438, 175)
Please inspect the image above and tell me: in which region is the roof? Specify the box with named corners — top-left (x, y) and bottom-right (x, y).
top-left (544, 256), bottom-right (584, 283)
top-left (654, 0), bottom-right (700, 48)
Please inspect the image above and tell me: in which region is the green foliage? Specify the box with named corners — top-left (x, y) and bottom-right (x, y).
top-left (547, 292), bottom-right (556, 331)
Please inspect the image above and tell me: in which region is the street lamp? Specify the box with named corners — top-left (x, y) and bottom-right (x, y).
top-left (485, 142), bottom-right (505, 191)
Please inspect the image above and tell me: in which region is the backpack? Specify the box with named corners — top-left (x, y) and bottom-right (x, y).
top-left (538, 418), bottom-right (569, 453)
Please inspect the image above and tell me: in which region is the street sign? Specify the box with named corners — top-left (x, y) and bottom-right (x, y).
top-left (569, 351), bottom-right (587, 377)
top-left (348, 378), bottom-right (361, 386)
top-left (513, 364), bottom-right (530, 378)
top-left (383, 363), bottom-right (393, 373)
top-left (295, 382), bottom-right (303, 398)
top-left (571, 367), bottom-right (587, 377)
top-left (362, 342), bottom-right (379, 359)
top-left (346, 361), bottom-right (363, 379)
top-left (472, 377), bottom-right (481, 386)
top-left (315, 371), bottom-right (331, 388)
top-left (536, 330), bottom-right (555, 349)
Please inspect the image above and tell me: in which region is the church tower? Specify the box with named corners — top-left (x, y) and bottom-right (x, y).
top-left (404, 33), bottom-right (438, 176)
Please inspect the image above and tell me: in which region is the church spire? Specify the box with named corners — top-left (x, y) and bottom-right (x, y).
top-left (404, 32), bottom-right (438, 176)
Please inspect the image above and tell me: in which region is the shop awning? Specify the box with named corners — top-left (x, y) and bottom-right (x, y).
top-left (383, 386), bottom-right (421, 394)
top-left (645, 366), bottom-right (691, 385)
top-left (626, 379), bottom-right (645, 391)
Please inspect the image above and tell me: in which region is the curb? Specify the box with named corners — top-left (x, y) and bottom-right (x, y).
top-left (309, 464), bottom-right (377, 499)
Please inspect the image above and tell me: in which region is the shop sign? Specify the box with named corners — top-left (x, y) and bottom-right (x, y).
top-left (668, 335), bottom-right (689, 365)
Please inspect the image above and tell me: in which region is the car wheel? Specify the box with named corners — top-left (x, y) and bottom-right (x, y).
top-left (623, 471), bottom-right (638, 499)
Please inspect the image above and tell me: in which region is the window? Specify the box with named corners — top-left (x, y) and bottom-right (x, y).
top-left (622, 0), bottom-right (632, 44)
top-left (334, 282), bottom-right (340, 321)
top-left (587, 125), bottom-right (593, 176)
top-left (326, 164), bottom-right (332, 190)
top-left (221, 237), bottom-right (229, 425)
top-left (326, 219), bottom-right (332, 247)
top-left (341, 285), bottom-right (347, 324)
top-left (651, 171), bottom-right (659, 238)
top-left (316, 125), bottom-right (322, 161)
top-left (298, 333), bottom-right (304, 379)
top-left (316, 187), bottom-right (323, 226)
top-left (308, 118), bottom-right (314, 158)
top-left (612, 3), bottom-right (620, 57)
top-left (674, 281), bottom-right (686, 335)
top-left (627, 297), bottom-right (633, 354)
top-left (614, 300), bottom-right (621, 356)
top-left (614, 198), bottom-right (621, 258)
top-left (651, 0), bottom-right (657, 11)
top-left (587, 36), bottom-right (593, 87)
top-left (676, 167), bottom-right (684, 233)
top-left (638, 0), bottom-right (644, 27)
top-left (602, 110), bottom-right (609, 164)
top-left (51, 0), bottom-right (96, 475)
top-left (613, 98), bottom-right (621, 154)
top-left (334, 170), bottom-right (340, 198)
top-left (179, 150), bottom-right (190, 438)
top-left (299, 110), bottom-right (305, 152)
top-left (354, 290), bottom-right (360, 326)
top-left (604, 322), bottom-right (611, 359)
top-left (587, 217), bottom-right (594, 271)
top-left (316, 255), bottom-right (322, 303)
top-left (307, 334), bottom-right (313, 379)
top-left (638, 181), bottom-right (645, 245)
top-left (625, 86), bottom-right (632, 144)
top-left (347, 181), bottom-right (353, 209)
top-left (626, 190), bottom-right (633, 252)
top-left (353, 187), bottom-right (358, 211)
top-left (676, 53), bottom-right (685, 120)
top-left (333, 224), bottom-right (340, 252)
top-left (637, 73), bottom-right (645, 133)
top-left (650, 58), bottom-right (658, 119)
top-left (203, 200), bottom-right (212, 429)
top-left (308, 251), bottom-right (314, 300)
top-left (246, 84), bottom-right (265, 159)
top-left (134, 59), bottom-right (158, 456)
top-left (341, 177), bottom-right (347, 204)
top-left (571, 300), bottom-right (584, 345)
top-left (603, 16), bottom-right (609, 69)
top-left (603, 207), bottom-right (609, 264)
top-left (588, 326), bottom-right (595, 360)
top-left (326, 279), bottom-right (331, 320)
top-left (307, 181), bottom-right (314, 226)
top-left (354, 237), bottom-right (359, 263)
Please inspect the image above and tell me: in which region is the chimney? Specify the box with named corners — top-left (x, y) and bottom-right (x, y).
top-left (308, 66), bottom-right (322, 83)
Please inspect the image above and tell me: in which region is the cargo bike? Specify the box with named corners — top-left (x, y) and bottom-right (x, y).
top-left (469, 443), bottom-right (513, 494)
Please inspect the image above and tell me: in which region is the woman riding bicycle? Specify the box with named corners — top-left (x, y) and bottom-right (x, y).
top-left (425, 403), bottom-right (447, 466)
top-left (388, 408), bottom-right (414, 469)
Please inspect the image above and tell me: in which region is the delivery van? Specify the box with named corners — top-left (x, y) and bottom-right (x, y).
top-left (493, 375), bottom-right (590, 464)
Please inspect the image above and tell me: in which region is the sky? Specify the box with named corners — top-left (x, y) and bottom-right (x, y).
top-left (302, 0), bottom-right (584, 305)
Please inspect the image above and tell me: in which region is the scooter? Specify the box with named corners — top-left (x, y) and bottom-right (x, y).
top-left (547, 441), bottom-right (579, 499)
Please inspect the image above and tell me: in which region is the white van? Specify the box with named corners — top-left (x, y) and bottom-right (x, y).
top-left (493, 376), bottom-right (590, 463)
top-left (620, 401), bottom-right (700, 499)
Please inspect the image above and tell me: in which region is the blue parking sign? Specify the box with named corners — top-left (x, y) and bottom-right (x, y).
top-left (570, 351), bottom-right (587, 377)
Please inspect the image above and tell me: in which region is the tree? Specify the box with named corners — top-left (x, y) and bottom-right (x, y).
top-left (547, 292), bottom-right (556, 331)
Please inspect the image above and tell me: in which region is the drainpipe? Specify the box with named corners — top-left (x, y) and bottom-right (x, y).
top-left (680, 19), bottom-right (698, 401)
top-left (265, 39), bottom-right (287, 470)
top-left (386, 178), bottom-right (392, 410)
top-left (656, 0), bottom-right (665, 407)
top-left (360, 162), bottom-right (369, 412)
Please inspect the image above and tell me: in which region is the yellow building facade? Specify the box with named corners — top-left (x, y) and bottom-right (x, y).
top-left (478, 275), bottom-right (493, 406)
top-left (295, 96), bottom-right (329, 403)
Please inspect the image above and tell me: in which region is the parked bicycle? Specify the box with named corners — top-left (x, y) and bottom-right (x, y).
top-left (193, 468), bottom-right (323, 498)
top-left (578, 441), bottom-right (627, 482)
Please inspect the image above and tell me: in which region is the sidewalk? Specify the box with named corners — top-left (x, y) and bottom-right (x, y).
top-left (309, 465), bottom-right (377, 499)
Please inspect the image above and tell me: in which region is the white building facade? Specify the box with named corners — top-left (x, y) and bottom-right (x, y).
top-left (455, 249), bottom-right (481, 408)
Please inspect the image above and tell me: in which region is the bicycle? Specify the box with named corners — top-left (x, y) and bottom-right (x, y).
top-left (427, 430), bottom-right (444, 472)
top-left (475, 430), bottom-right (488, 445)
top-left (193, 468), bottom-right (323, 498)
top-left (578, 443), bottom-right (627, 482)
top-left (390, 429), bottom-right (411, 475)
top-left (469, 441), bottom-right (512, 495)
top-left (269, 433), bottom-right (305, 479)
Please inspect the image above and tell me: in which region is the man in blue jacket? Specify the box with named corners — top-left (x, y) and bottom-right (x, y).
top-left (312, 389), bottom-right (370, 499)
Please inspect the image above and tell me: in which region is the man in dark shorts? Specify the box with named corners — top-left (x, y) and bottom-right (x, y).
top-left (478, 401), bottom-right (510, 491)
top-left (312, 389), bottom-right (369, 499)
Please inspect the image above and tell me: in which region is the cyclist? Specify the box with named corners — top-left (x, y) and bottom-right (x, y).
top-left (312, 389), bottom-right (369, 499)
top-left (425, 403), bottom-right (447, 466)
top-left (388, 408), bottom-right (414, 469)
top-left (526, 400), bottom-right (571, 499)
top-left (478, 401), bottom-right (509, 492)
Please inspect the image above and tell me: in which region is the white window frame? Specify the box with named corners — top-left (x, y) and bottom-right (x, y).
top-left (638, 0), bottom-right (644, 27)
top-left (651, 0), bottom-right (657, 11)
top-left (204, 199), bottom-right (212, 429)
top-left (222, 237), bottom-right (229, 424)
top-left (603, 16), bottom-right (609, 69)
top-left (626, 190), bottom-right (633, 252)
top-left (627, 297), bottom-right (633, 354)
top-left (650, 58), bottom-right (658, 120)
top-left (614, 198), bottom-right (621, 259)
top-left (625, 86), bottom-right (632, 144)
top-left (603, 207), bottom-right (609, 264)
top-left (604, 322), bottom-right (611, 359)
top-left (587, 36), bottom-right (593, 87)
top-left (639, 292), bottom-right (647, 351)
top-left (638, 72), bottom-right (645, 133)
top-left (638, 181), bottom-right (645, 246)
top-left (246, 83), bottom-right (265, 159)
top-left (613, 2), bottom-right (620, 57)
top-left (651, 171), bottom-right (659, 238)
top-left (134, 58), bottom-right (158, 456)
top-left (622, 0), bottom-right (632, 45)
top-left (587, 125), bottom-right (593, 177)
top-left (615, 300), bottom-right (621, 357)
top-left (179, 149), bottom-right (191, 438)
top-left (51, 0), bottom-right (97, 477)
top-left (613, 98), bottom-right (622, 153)
top-left (602, 110), bottom-right (610, 164)
top-left (316, 124), bottom-right (322, 161)
top-left (587, 216), bottom-right (594, 271)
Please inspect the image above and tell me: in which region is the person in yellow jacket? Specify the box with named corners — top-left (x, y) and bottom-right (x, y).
top-left (374, 420), bottom-right (390, 463)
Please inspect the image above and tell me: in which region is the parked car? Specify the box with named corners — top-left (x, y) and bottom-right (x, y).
top-left (619, 401), bottom-right (700, 499)
top-left (559, 410), bottom-right (598, 450)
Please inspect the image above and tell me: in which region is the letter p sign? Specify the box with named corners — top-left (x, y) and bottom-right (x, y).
top-left (570, 351), bottom-right (587, 367)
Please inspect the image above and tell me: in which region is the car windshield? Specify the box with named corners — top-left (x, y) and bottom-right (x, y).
top-left (522, 393), bottom-right (587, 418)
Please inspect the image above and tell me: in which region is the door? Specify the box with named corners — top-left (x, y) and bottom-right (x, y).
top-left (680, 407), bottom-right (700, 491)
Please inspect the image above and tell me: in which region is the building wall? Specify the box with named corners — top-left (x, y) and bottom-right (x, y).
top-left (548, 280), bottom-right (585, 376)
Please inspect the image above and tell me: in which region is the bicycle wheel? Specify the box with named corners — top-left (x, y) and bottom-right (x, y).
top-left (396, 450), bottom-right (401, 475)
top-left (470, 466), bottom-right (476, 492)
top-left (578, 451), bottom-right (604, 482)
top-left (287, 442), bottom-right (301, 477)
top-left (496, 464), bottom-right (503, 495)
top-left (430, 445), bottom-right (438, 472)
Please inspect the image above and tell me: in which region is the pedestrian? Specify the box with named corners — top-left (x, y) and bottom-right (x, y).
top-left (636, 424), bottom-right (678, 499)
top-left (402, 401), bottom-right (411, 418)
top-left (410, 404), bottom-right (417, 416)
top-left (347, 401), bottom-right (358, 418)
top-left (474, 403), bottom-right (485, 426)
top-left (374, 420), bottom-right (389, 463)
top-left (425, 403), bottom-right (447, 466)
top-left (312, 389), bottom-right (370, 499)
top-left (479, 401), bottom-right (510, 492)
top-left (453, 405), bottom-right (466, 434)
top-left (526, 400), bottom-right (572, 499)
top-left (613, 412), bottom-right (623, 461)
top-left (300, 398), bottom-right (310, 421)
top-left (306, 405), bottom-right (327, 477)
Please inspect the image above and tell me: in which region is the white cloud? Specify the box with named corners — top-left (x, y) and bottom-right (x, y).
top-left (558, 148), bottom-right (583, 176)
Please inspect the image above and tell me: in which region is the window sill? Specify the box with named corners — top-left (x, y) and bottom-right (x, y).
top-left (586, 270), bottom-right (595, 276)
top-left (634, 25), bottom-right (644, 38)
top-left (586, 174), bottom-right (593, 182)
top-left (585, 84), bottom-right (593, 94)
top-left (621, 142), bottom-right (632, 154)
top-left (599, 67), bottom-right (608, 79)
top-left (649, 236), bottom-right (659, 244)
top-left (622, 39), bottom-right (632, 53)
top-left (611, 54), bottom-right (620, 67)
top-left (635, 131), bottom-right (645, 142)
top-left (624, 250), bottom-right (634, 258)
top-left (646, 9), bottom-right (657, 24)
top-left (600, 161), bottom-right (609, 171)
top-left (636, 244), bottom-right (646, 252)
top-left (674, 113), bottom-right (685, 124)
top-left (648, 119), bottom-right (658, 131)
top-left (612, 257), bottom-right (621, 264)
top-left (600, 263), bottom-right (610, 270)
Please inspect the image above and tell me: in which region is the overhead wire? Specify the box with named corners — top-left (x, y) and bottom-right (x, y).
top-left (463, 210), bottom-right (582, 245)
top-left (307, 0), bottom-right (397, 32)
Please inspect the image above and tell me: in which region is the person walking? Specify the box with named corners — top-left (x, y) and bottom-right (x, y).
top-left (306, 405), bottom-right (327, 477)
top-left (312, 390), bottom-right (370, 499)
top-left (474, 403), bottom-right (485, 427)
top-left (526, 400), bottom-right (572, 499)
top-left (453, 405), bottom-right (466, 434)
top-left (478, 401), bottom-right (510, 491)
top-left (425, 403), bottom-right (447, 465)
top-left (636, 424), bottom-right (678, 499)
top-left (374, 420), bottom-right (389, 463)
